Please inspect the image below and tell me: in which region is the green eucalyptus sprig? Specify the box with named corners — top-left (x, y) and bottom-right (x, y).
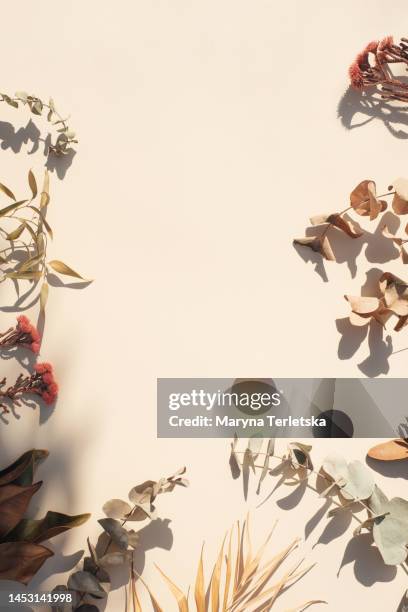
top-left (0, 169), bottom-right (90, 310)
top-left (51, 467), bottom-right (189, 612)
top-left (231, 437), bottom-right (408, 568)
top-left (1, 91), bottom-right (77, 157)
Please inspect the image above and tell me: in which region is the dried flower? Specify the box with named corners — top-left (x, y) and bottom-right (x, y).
top-left (349, 36), bottom-right (408, 103)
top-left (0, 315), bottom-right (40, 353)
top-left (0, 362), bottom-right (58, 413)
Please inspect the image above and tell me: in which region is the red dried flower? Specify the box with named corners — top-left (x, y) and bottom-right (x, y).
top-left (0, 316), bottom-right (41, 353)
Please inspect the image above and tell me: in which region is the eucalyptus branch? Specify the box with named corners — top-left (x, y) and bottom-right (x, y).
top-left (231, 438), bottom-right (408, 568)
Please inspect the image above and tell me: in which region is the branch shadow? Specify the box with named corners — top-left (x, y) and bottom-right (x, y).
top-left (0, 121), bottom-right (75, 179)
top-left (95, 518), bottom-right (174, 592)
top-left (338, 86), bottom-right (408, 139)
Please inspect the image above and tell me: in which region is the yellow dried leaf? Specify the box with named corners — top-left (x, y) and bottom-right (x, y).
top-left (0, 182), bottom-right (16, 201)
top-left (40, 282), bottom-right (49, 311)
top-left (155, 565), bottom-right (188, 612)
top-left (28, 169), bottom-right (37, 199)
top-left (48, 260), bottom-right (89, 280)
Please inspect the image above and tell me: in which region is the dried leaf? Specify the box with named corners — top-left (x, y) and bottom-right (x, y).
top-left (0, 541), bottom-right (53, 584)
top-left (102, 498), bottom-right (132, 520)
top-left (98, 518), bottom-right (129, 549)
top-left (0, 482), bottom-right (42, 538)
top-left (310, 213), bottom-right (363, 238)
top-left (0, 449), bottom-right (48, 487)
top-left (344, 295), bottom-right (380, 315)
top-left (195, 545), bottom-right (206, 612)
top-left (155, 564), bottom-right (189, 612)
top-left (350, 180), bottom-right (387, 220)
top-left (68, 571), bottom-right (107, 598)
top-left (48, 259), bottom-right (89, 281)
top-left (9, 511), bottom-right (90, 544)
top-left (293, 236), bottom-right (335, 261)
top-left (7, 271), bottom-right (42, 281)
top-left (368, 439), bottom-right (408, 461)
top-left (40, 281), bottom-right (49, 311)
top-left (392, 178), bottom-right (408, 215)
top-left (40, 170), bottom-right (50, 208)
top-left (7, 222), bottom-right (26, 241)
top-left (28, 170), bottom-right (37, 199)
top-left (0, 182), bottom-right (16, 201)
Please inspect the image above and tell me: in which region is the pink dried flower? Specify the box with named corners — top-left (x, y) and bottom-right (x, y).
top-left (0, 316), bottom-right (41, 353)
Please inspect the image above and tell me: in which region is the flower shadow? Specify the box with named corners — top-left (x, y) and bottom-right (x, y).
top-left (338, 86), bottom-right (408, 139)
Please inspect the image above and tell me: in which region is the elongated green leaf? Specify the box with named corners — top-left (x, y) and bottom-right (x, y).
top-left (48, 260), bottom-right (89, 281)
top-left (0, 482), bottom-right (42, 538)
top-left (8, 511), bottom-right (90, 544)
top-left (28, 170), bottom-right (37, 199)
top-left (0, 541), bottom-right (53, 584)
top-left (0, 450), bottom-right (48, 487)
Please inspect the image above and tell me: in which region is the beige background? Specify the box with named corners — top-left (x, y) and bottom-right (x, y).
top-left (1, 1), bottom-right (408, 610)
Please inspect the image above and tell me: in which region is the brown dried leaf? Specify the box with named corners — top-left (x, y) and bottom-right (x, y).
top-left (328, 214), bottom-right (363, 238)
top-left (0, 541), bottom-right (53, 584)
top-left (368, 439), bottom-right (408, 461)
top-left (391, 178), bottom-right (408, 215)
top-left (0, 482), bottom-right (42, 538)
top-left (344, 296), bottom-right (380, 315)
top-left (379, 272), bottom-right (408, 316)
top-left (293, 236), bottom-right (335, 261)
top-left (350, 180), bottom-right (386, 220)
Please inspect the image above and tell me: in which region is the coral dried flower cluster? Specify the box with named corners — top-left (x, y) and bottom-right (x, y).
top-left (0, 315), bottom-right (40, 354)
top-left (349, 36), bottom-right (408, 102)
top-left (0, 362), bottom-right (58, 413)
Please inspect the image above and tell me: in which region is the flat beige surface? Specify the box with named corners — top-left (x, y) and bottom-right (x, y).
top-left (1, 1), bottom-right (408, 610)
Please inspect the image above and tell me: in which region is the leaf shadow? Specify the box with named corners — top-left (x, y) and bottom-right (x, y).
top-left (366, 455), bottom-right (408, 480)
top-left (313, 510), bottom-right (352, 548)
top-left (338, 533), bottom-right (397, 585)
top-left (336, 267), bottom-right (393, 376)
top-left (338, 86), bottom-right (408, 139)
top-left (293, 242), bottom-right (328, 282)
